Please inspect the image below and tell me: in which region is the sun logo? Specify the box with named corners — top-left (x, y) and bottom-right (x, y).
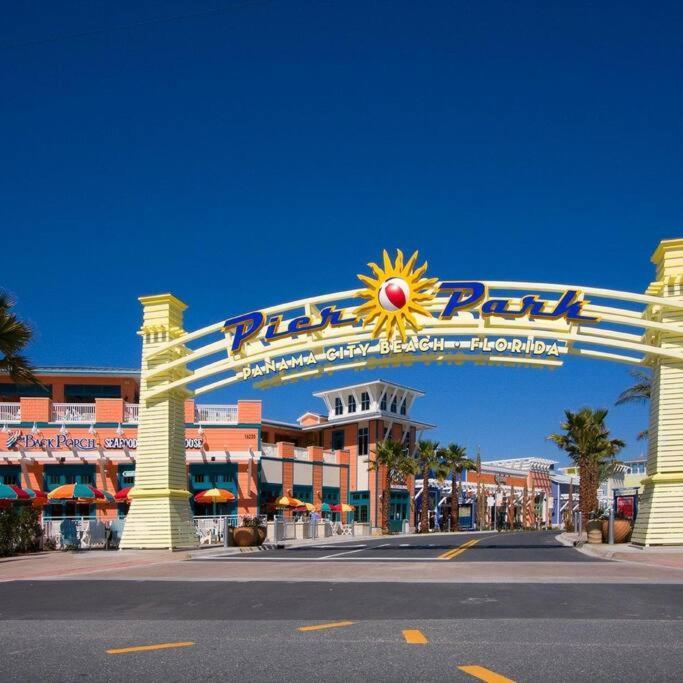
top-left (355, 249), bottom-right (438, 340)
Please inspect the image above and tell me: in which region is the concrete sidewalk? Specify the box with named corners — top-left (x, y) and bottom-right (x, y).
top-left (558, 532), bottom-right (683, 570)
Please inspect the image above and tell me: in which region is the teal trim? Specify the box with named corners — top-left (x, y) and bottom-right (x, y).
top-left (259, 455), bottom-right (349, 469)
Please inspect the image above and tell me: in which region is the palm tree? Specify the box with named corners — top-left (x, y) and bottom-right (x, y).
top-left (616, 368), bottom-right (651, 440)
top-left (369, 439), bottom-right (417, 534)
top-left (548, 408), bottom-right (625, 528)
top-left (0, 291), bottom-right (38, 384)
top-left (439, 443), bottom-right (477, 532)
top-left (415, 440), bottom-right (446, 533)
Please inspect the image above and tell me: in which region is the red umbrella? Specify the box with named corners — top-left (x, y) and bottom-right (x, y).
top-left (115, 487), bottom-right (133, 501)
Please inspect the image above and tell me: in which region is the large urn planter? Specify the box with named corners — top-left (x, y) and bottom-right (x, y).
top-left (601, 519), bottom-right (633, 543)
top-left (586, 519), bottom-right (603, 544)
top-left (231, 526), bottom-right (266, 547)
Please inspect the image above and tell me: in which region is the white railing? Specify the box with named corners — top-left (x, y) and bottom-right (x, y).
top-left (323, 450), bottom-right (337, 464)
top-left (195, 404), bottom-right (238, 424)
top-left (294, 447), bottom-right (310, 461)
top-left (0, 403), bottom-right (21, 423)
top-left (261, 442), bottom-right (277, 457)
top-left (52, 403), bottom-right (96, 423)
top-left (124, 403), bottom-right (139, 423)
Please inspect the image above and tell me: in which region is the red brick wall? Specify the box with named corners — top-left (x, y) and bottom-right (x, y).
top-left (95, 399), bottom-right (124, 423)
top-left (19, 398), bottom-right (51, 422)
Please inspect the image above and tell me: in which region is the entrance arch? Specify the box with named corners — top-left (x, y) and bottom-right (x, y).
top-left (120, 238), bottom-right (683, 548)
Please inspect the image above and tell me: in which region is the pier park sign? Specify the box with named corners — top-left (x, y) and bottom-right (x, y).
top-left (121, 240), bottom-right (683, 549)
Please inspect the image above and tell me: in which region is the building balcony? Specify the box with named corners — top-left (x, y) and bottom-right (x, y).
top-left (0, 402), bottom-right (21, 424)
top-left (52, 403), bottom-right (96, 423)
top-left (194, 404), bottom-right (238, 424)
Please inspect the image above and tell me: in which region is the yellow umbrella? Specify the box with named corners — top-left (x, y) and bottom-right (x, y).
top-left (274, 496), bottom-right (303, 508)
top-left (292, 502), bottom-right (315, 512)
top-left (332, 503), bottom-right (355, 512)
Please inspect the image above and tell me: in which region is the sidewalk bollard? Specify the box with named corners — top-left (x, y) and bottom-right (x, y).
top-left (608, 507), bottom-right (615, 545)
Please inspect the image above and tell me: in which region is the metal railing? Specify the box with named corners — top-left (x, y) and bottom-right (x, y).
top-left (195, 404), bottom-right (238, 424)
top-left (52, 403), bottom-right (96, 423)
top-left (261, 442), bottom-right (277, 457)
top-left (0, 403), bottom-right (21, 423)
top-left (41, 517), bottom-right (124, 550)
top-left (123, 403), bottom-right (139, 423)
top-left (294, 447), bottom-right (309, 461)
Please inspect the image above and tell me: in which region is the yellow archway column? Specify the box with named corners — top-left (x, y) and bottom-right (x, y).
top-left (632, 239), bottom-right (683, 545)
top-left (119, 294), bottom-right (198, 549)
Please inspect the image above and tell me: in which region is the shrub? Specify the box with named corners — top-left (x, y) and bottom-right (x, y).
top-left (0, 507), bottom-right (42, 556)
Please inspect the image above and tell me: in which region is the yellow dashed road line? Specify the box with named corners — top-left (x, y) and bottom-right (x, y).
top-left (438, 538), bottom-right (480, 560)
top-left (297, 620), bottom-right (356, 632)
top-left (107, 641), bottom-right (195, 655)
top-left (458, 664), bottom-right (516, 682)
top-left (402, 629), bottom-right (428, 644)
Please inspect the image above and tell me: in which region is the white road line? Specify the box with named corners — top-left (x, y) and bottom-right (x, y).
top-left (320, 546), bottom-right (369, 559)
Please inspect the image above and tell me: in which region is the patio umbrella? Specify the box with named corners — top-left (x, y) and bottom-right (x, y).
top-left (194, 488), bottom-right (236, 516)
top-left (292, 502), bottom-right (315, 513)
top-left (47, 483), bottom-right (115, 503)
top-left (0, 484), bottom-right (32, 501)
top-left (274, 496), bottom-right (303, 508)
top-left (330, 503), bottom-right (355, 512)
top-left (115, 487), bottom-right (134, 501)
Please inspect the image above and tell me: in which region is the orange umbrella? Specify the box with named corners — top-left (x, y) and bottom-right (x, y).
top-left (274, 496), bottom-right (303, 508)
top-left (193, 488), bottom-right (236, 503)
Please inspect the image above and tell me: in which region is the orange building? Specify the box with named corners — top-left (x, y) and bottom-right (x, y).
top-left (0, 369), bottom-right (433, 530)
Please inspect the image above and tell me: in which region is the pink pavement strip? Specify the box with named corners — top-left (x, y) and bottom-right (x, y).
top-left (3, 552), bottom-right (683, 584)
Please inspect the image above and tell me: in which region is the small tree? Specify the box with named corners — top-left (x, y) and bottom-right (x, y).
top-left (415, 440), bottom-right (446, 533)
top-left (549, 408), bottom-right (625, 528)
top-left (439, 443), bottom-right (477, 531)
top-left (0, 291), bottom-right (39, 385)
top-left (616, 368), bottom-right (651, 440)
top-left (369, 439), bottom-right (417, 534)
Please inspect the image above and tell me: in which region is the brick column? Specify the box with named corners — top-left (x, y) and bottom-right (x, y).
top-left (237, 460), bottom-right (258, 516)
top-left (338, 449), bottom-right (350, 521)
top-left (309, 446), bottom-right (324, 503)
top-left (95, 399), bottom-right (124, 424)
top-left (279, 442), bottom-right (294, 518)
top-left (20, 398), bottom-right (51, 423)
top-left (633, 239), bottom-right (683, 545)
top-left (184, 399), bottom-right (196, 423)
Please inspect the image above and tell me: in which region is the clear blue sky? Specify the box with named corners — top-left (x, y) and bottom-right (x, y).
top-left (3, 1), bottom-right (682, 464)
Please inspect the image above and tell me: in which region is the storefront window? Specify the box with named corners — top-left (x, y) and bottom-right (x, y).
top-left (357, 427), bottom-right (369, 456)
top-left (331, 430), bottom-right (345, 451)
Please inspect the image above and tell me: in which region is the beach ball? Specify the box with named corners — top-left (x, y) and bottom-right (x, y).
top-left (378, 277), bottom-right (410, 311)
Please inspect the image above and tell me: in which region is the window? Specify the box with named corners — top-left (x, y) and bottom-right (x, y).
top-left (0, 383), bottom-right (52, 399)
top-left (360, 392), bottom-right (370, 411)
top-left (400, 398), bottom-right (407, 415)
top-left (331, 430), bottom-right (345, 451)
top-left (194, 473), bottom-right (205, 483)
top-left (1, 473), bottom-right (18, 485)
top-left (334, 397), bottom-right (343, 416)
top-left (357, 427), bottom-right (369, 456)
top-left (390, 396), bottom-right (398, 413)
top-left (49, 474), bottom-right (61, 485)
top-left (348, 395), bottom-right (356, 413)
top-left (64, 384), bottom-right (121, 403)
top-left (122, 472), bottom-right (135, 485)
top-left (380, 393), bottom-right (387, 411)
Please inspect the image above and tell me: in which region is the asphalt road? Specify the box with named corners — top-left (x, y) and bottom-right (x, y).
top-left (2, 532), bottom-right (682, 682)
top-left (200, 529), bottom-right (602, 562)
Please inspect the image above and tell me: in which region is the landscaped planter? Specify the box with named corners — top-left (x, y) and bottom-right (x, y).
top-left (601, 519), bottom-right (633, 543)
top-left (231, 526), bottom-right (266, 547)
top-left (586, 519), bottom-right (603, 544)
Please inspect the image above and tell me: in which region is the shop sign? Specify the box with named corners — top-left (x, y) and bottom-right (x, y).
top-left (103, 437), bottom-right (204, 450)
top-left (7, 433), bottom-right (98, 450)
